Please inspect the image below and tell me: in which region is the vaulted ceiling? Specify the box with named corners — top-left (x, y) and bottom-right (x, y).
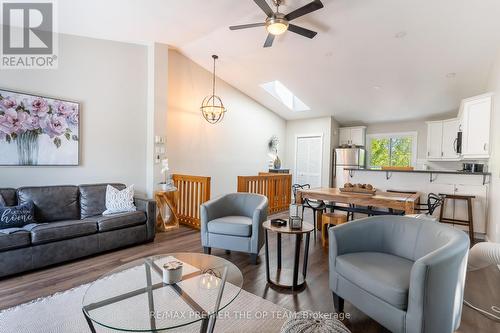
top-left (58, 0), bottom-right (500, 123)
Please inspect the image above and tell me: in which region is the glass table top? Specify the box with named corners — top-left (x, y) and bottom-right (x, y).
top-left (82, 253), bottom-right (243, 332)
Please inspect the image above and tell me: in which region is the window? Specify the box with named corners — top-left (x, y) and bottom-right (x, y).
top-left (367, 132), bottom-right (417, 168)
top-left (260, 80), bottom-right (310, 112)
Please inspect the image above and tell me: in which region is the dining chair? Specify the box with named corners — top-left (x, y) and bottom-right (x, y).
top-left (386, 190), bottom-right (443, 216)
top-left (292, 183), bottom-right (325, 239)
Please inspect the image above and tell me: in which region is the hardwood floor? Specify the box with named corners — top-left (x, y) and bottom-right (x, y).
top-left (0, 212), bottom-right (498, 333)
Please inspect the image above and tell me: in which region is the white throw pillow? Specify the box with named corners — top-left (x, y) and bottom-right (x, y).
top-left (103, 185), bottom-right (136, 215)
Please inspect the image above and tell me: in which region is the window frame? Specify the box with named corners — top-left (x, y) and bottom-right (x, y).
top-left (366, 131), bottom-right (418, 168)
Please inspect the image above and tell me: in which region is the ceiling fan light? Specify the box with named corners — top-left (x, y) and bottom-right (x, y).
top-left (266, 16), bottom-right (289, 35)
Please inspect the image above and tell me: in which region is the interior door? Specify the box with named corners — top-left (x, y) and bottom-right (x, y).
top-left (295, 135), bottom-right (323, 188)
top-left (427, 122), bottom-right (443, 159)
top-left (441, 119), bottom-right (460, 159)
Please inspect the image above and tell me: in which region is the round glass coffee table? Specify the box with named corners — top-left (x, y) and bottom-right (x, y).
top-left (82, 253), bottom-right (243, 333)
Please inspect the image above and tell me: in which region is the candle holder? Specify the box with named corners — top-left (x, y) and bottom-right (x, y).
top-left (162, 261), bottom-right (183, 284)
top-left (289, 203), bottom-right (303, 230)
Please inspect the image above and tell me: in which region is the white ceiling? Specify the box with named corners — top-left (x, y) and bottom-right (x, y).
top-left (57, 0), bottom-right (500, 123)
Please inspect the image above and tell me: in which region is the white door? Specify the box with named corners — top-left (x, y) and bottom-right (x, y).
top-left (427, 122), bottom-right (443, 160)
top-left (350, 128), bottom-right (366, 146)
top-left (295, 135), bottom-right (323, 188)
top-left (339, 128), bottom-right (351, 146)
top-left (441, 119), bottom-right (460, 159)
top-left (462, 97), bottom-right (491, 158)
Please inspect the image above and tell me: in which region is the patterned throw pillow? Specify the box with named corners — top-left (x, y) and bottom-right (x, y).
top-left (103, 185), bottom-right (136, 215)
top-left (0, 194), bottom-right (5, 207)
top-left (0, 201), bottom-right (35, 229)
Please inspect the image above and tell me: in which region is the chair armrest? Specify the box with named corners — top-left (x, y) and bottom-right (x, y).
top-left (135, 197), bottom-right (156, 241)
top-left (250, 197), bottom-right (268, 254)
top-left (406, 236), bottom-right (469, 333)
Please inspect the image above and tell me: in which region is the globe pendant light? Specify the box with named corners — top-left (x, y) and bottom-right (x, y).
top-left (201, 55), bottom-right (226, 124)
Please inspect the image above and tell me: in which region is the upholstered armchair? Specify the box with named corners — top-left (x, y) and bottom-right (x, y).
top-left (329, 216), bottom-right (469, 333)
top-left (200, 193), bottom-right (268, 264)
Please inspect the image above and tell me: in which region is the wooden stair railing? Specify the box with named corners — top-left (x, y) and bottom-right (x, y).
top-left (237, 173), bottom-right (292, 214)
top-left (172, 174), bottom-right (211, 229)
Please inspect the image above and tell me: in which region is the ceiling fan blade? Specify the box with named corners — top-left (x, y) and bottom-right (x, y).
top-left (288, 24), bottom-right (318, 39)
top-left (254, 0), bottom-right (274, 17)
top-left (285, 0), bottom-right (324, 21)
top-left (229, 23), bottom-right (266, 30)
top-left (263, 34), bottom-right (275, 48)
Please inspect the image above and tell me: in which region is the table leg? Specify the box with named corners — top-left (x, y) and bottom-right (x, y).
top-left (303, 233), bottom-right (310, 278)
top-left (292, 234), bottom-right (302, 290)
top-left (277, 233), bottom-right (282, 269)
top-left (82, 309), bottom-right (97, 333)
top-left (144, 263), bottom-right (157, 331)
top-left (265, 229), bottom-right (270, 283)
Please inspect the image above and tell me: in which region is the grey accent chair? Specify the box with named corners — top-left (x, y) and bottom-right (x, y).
top-left (200, 193), bottom-right (268, 264)
top-left (329, 216), bottom-right (469, 333)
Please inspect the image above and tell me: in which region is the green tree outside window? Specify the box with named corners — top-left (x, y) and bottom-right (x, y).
top-left (370, 136), bottom-right (413, 167)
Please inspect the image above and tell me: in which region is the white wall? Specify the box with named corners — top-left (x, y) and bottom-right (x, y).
top-left (487, 50), bottom-right (500, 242)
top-left (0, 34), bottom-right (150, 195)
top-left (285, 117), bottom-right (335, 187)
top-left (166, 50), bottom-right (286, 198)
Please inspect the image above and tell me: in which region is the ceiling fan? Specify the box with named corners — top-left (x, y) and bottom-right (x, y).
top-left (229, 0), bottom-right (324, 48)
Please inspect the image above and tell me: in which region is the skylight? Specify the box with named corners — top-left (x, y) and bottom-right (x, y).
top-left (260, 80), bottom-right (310, 112)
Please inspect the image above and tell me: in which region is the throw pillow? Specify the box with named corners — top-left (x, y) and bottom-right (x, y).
top-left (0, 194), bottom-right (5, 207)
top-left (103, 184), bottom-right (136, 215)
top-left (0, 201), bottom-right (35, 229)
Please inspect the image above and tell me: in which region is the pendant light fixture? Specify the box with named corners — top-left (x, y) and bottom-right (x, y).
top-left (200, 55), bottom-right (226, 124)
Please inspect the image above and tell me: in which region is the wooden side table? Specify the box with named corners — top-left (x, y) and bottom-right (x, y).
top-left (263, 220), bottom-right (314, 291)
top-left (155, 190), bottom-right (179, 232)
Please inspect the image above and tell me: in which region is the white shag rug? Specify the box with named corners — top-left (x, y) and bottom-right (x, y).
top-left (0, 283), bottom-right (290, 333)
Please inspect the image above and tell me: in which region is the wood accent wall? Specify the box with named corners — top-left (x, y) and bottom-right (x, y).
top-left (172, 174), bottom-right (211, 229)
top-left (237, 173), bottom-right (292, 214)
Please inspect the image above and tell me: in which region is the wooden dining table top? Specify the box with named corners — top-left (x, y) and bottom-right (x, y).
top-left (297, 187), bottom-right (421, 213)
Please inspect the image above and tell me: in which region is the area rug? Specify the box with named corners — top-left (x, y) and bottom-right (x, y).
top-left (0, 283), bottom-right (290, 333)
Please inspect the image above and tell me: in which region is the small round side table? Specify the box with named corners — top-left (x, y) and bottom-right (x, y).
top-left (155, 190), bottom-right (179, 232)
top-left (263, 220), bottom-right (314, 291)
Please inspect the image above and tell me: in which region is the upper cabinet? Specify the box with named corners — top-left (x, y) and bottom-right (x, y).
top-left (339, 126), bottom-right (366, 146)
top-left (426, 119), bottom-right (460, 161)
top-left (459, 93), bottom-right (493, 159)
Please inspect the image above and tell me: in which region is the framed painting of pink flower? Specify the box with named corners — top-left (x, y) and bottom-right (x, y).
top-left (0, 89), bottom-right (80, 166)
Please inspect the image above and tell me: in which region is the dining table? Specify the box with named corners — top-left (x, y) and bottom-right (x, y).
top-left (296, 187), bottom-right (421, 230)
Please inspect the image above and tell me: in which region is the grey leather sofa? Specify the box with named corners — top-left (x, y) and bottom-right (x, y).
top-left (0, 183), bottom-right (156, 278)
top-left (200, 193), bottom-right (268, 264)
top-left (329, 216), bottom-right (469, 333)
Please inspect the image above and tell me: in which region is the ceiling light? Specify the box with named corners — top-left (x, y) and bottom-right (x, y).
top-left (266, 15), bottom-right (289, 35)
top-left (200, 55), bottom-right (227, 124)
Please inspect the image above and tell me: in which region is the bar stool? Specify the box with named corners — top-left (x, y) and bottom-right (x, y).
top-left (439, 193), bottom-right (475, 245)
top-left (321, 213), bottom-right (347, 248)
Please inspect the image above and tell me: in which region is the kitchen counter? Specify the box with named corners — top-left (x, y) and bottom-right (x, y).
top-left (344, 168), bottom-right (491, 185)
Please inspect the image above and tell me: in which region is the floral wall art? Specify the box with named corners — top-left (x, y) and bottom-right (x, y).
top-left (0, 89), bottom-right (79, 166)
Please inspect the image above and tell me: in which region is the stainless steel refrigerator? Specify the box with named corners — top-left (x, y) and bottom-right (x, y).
top-left (332, 148), bottom-right (366, 187)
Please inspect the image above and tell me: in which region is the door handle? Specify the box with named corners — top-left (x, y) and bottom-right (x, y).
top-left (484, 143), bottom-right (487, 151)
top-left (453, 138), bottom-right (458, 153)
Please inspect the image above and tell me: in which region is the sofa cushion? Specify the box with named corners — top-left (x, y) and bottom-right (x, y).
top-left (85, 211), bottom-right (146, 232)
top-left (0, 231), bottom-right (30, 252)
top-left (79, 183), bottom-right (126, 219)
top-left (17, 186), bottom-right (79, 222)
top-left (30, 220), bottom-right (97, 245)
top-left (336, 252), bottom-right (413, 310)
top-left (207, 216), bottom-right (252, 237)
top-left (0, 188), bottom-right (17, 207)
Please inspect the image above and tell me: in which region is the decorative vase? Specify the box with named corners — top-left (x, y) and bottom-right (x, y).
top-left (273, 156), bottom-right (281, 169)
top-left (16, 131), bottom-right (39, 165)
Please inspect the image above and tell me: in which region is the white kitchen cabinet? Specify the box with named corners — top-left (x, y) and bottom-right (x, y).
top-left (460, 94), bottom-right (492, 159)
top-left (426, 119), bottom-right (460, 160)
top-left (339, 126), bottom-right (366, 146)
